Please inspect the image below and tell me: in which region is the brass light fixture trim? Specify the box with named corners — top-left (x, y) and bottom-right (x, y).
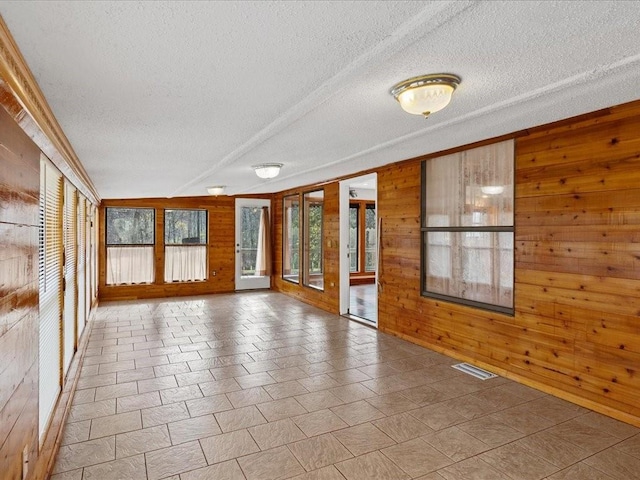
top-left (390, 73), bottom-right (461, 118)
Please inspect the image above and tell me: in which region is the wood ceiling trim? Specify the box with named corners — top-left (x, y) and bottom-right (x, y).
top-left (0, 15), bottom-right (100, 204)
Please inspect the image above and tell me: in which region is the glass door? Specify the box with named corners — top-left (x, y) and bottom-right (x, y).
top-left (235, 198), bottom-right (271, 290)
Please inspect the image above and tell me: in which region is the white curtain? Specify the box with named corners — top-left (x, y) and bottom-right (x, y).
top-left (255, 207), bottom-right (271, 276)
top-left (106, 246), bottom-right (154, 285)
top-left (165, 245), bottom-right (207, 282)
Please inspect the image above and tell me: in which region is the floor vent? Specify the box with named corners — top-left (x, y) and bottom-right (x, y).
top-left (452, 363), bottom-right (498, 380)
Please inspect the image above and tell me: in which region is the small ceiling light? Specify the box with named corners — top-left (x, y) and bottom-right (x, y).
top-left (253, 163), bottom-right (282, 179)
top-left (207, 185), bottom-right (226, 196)
top-left (390, 73), bottom-right (461, 118)
top-left (481, 185), bottom-right (504, 195)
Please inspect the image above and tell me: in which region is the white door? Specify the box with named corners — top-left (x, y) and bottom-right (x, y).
top-left (235, 198), bottom-right (271, 290)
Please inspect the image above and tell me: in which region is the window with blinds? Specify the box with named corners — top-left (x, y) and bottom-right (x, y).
top-left (77, 196), bottom-right (87, 334)
top-left (38, 156), bottom-right (63, 440)
top-left (63, 181), bottom-right (77, 372)
top-left (91, 205), bottom-right (99, 301)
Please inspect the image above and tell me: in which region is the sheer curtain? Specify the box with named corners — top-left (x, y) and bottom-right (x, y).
top-left (423, 139), bottom-right (514, 310)
top-left (164, 245), bottom-right (207, 282)
top-left (106, 246), bottom-right (154, 285)
top-left (255, 206), bottom-right (271, 276)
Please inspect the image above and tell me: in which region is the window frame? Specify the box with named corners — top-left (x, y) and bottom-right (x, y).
top-left (163, 208), bottom-right (208, 246)
top-left (349, 200), bottom-right (376, 276)
top-left (105, 207), bottom-right (156, 286)
top-left (105, 207), bottom-right (155, 246)
top-left (364, 203), bottom-right (377, 273)
top-left (420, 141), bottom-right (515, 316)
top-left (349, 203), bottom-right (360, 273)
top-left (163, 208), bottom-right (208, 283)
top-left (302, 189), bottom-right (324, 291)
top-left (282, 194), bottom-right (301, 284)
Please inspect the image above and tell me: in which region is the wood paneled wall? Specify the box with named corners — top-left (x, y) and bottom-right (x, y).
top-left (272, 183), bottom-right (340, 313)
top-left (270, 101), bottom-right (640, 425)
top-left (0, 104), bottom-right (40, 480)
top-left (99, 196), bottom-right (267, 301)
top-left (375, 100), bottom-right (640, 426)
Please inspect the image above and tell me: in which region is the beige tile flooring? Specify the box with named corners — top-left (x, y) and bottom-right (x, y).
top-left (51, 291), bottom-right (640, 480)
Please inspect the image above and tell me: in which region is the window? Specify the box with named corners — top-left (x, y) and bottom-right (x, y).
top-left (365, 205), bottom-right (377, 271)
top-left (349, 204), bottom-right (359, 272)
top-left (239, 205), bottom-right (262, 276)
top-left (283, 194), bottom-right (300, 283)
top-left (303, 190), bottom-right (324, 290)
top-left (106, 207), bottom-right (155, 285)
top-left (164, 209), bottom-right (207, 282)
top-left (349, 201), bottom-right (376, 275)
top-left (422, 139), bottom-right (514, 314)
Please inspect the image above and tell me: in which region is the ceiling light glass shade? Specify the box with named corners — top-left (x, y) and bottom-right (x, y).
top-left (481, 185), bottom-right (505, 195)
top-left (207, 185), bottom-right (226, 196)
top-left (253, 163), bottom-right (282, 179)
top-left (391, 74), bottom-right (461, 118)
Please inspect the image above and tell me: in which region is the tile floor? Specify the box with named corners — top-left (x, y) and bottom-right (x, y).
top-left (52, 291), bottom-right (640, 480)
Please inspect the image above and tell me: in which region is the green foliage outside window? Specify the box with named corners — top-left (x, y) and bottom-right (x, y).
top-left (106, 208), bottom-right (154, 245)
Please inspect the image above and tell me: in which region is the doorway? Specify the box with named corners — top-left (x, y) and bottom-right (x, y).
top-left (235, 198), bottom-right (271, 290)
top-left (339, 174), bottom-right (378, 325)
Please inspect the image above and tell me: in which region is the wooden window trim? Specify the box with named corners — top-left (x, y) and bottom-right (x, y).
top-left (282, 193), bottom-right (301, 285)
top-left (349, 200), bottom-right (375, 278)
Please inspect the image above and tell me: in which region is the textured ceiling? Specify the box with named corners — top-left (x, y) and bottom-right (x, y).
top-left (1, 1), bottom-right (639, 199)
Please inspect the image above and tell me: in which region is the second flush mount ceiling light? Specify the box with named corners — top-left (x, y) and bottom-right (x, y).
top-left (253, 163), bottom-right (283, 179)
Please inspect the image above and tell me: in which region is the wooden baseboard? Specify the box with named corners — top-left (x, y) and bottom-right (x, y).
top-left (381, 326), bottom-right (640, 428)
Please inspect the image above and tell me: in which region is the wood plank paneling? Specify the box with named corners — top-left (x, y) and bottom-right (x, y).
top-left (98, 196), bottom-right (268, 301)
top-left (273, 183), bottom-right (340, 314)
top-left (372, 99), bottom-right (640, 427)
top-left (0, 103), bottom-right (40, 480)
top-left (270, 99), bottom-right (640, 427)
top-left (1, 21), bottom-right (98, 480)
top-left (98, 98), bottom-right (640, 428)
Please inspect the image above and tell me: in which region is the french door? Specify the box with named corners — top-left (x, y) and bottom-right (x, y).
top-left (235, 198), bottom-right (271, 290)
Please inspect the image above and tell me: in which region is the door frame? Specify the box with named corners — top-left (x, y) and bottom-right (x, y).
top-left (339, 174), bottom-right (378, 326)
top-left (235, 198), bottom-right (271, 290)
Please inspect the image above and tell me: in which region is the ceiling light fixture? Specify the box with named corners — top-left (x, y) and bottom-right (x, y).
top-left (253, 163), bottom-right (282, 179)
top-left (390, 73), bottom-right (461, 118)
top-left (207, 185), bottom-right (226, 196)
top-left (481, 185), bottom-right (505, 195)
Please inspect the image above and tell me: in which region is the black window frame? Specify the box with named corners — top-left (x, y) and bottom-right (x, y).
top-left (105, 207), bottom-right (155, 246)
top-left (420, 142), bottom-right (515, 316)
top-left (163, 208), bottom-right (208, 246)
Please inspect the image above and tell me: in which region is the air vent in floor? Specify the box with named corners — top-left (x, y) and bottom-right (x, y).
top-left (452, 362), bottom-right (498, 380)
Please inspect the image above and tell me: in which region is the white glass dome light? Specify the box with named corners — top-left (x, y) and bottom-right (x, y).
top-left (481, 185), bottom-right (505, 195)
top-left (207, 185), bottom-right (226, 196)
top-left (253, 163), bottom-right (283, 179)
top-left (391, 74), bottom-right (461, 118)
